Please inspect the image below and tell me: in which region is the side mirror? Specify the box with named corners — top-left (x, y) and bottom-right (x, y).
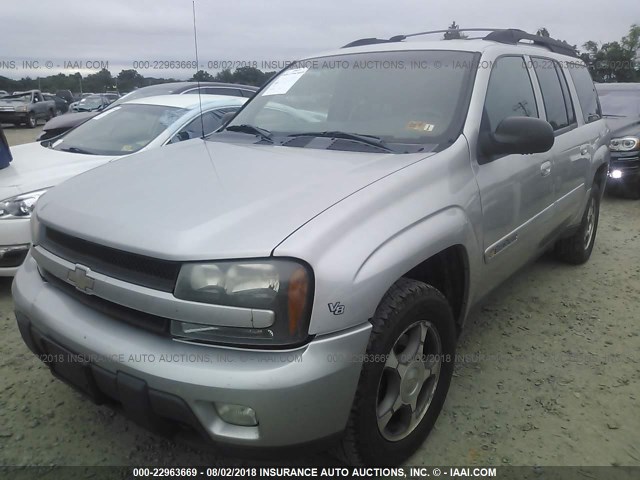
top-left (177, 131), bottom-right (192, 142)
top-left (220, 111), bottom-right (236, 128)
top-left (480, 116), bottom-right (554, 157)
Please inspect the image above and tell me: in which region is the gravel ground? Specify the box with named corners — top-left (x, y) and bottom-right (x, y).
top-left (1, 124), bottom-right (43, 146)
top-left (0, 126), bottom-right (639, 468)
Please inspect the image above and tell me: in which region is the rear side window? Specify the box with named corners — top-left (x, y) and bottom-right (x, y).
top-left (555, 64), bottom-right (576, 125)
top-left (568, 64), bottom-right (601, 123)
top-left (532, 58), bottom-right (570, 131)
top-left (483, 56), bottom-right (539, 132)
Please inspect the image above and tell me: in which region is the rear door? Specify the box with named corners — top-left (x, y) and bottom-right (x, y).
top-left (530, 57), bottom-right (584, 231)
top-left (566, 64), bottom-right (609, 200)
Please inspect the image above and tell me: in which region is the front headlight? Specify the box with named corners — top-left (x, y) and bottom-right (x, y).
top-left (14, 105), bottom-right (27, 112)
top-left (172, 259), bottom-right (313, 347)
top-left (0, 189), bottom-right (49, 219)
top-left (610, 136), bottom-right (640, 152)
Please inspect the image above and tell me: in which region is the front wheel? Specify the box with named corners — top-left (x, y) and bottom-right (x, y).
top-left (555, 184), bottom-right (601, 264)
top-left (25, 112), bottom-right (37, 128)
top-left (338, 278), bottom-right (456, 465)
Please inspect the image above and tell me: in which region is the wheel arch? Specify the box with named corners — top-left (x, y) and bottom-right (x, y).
top-left (401, 244), bottom-right (470, 334)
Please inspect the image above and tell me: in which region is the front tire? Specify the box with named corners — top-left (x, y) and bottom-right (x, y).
top-left (25, 112), bottom-right (37, 128)
top-left (339, 278), bottom-right (456, 465)
top-left (555, 184), bottom-right (601, 264)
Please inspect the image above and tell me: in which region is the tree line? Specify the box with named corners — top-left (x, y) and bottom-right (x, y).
top-left (0, 66), bottom-right (276, 95)
top-left (1, 23), bottom-right (638, 95)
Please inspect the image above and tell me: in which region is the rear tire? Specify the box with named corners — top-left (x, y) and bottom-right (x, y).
top-left (555, 184), bottom-right (600, 264)
top-left (338, 278), bottom-right (456, 466)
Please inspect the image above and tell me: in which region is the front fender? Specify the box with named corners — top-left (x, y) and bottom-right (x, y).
top-left (274, 138), bottom-right (482, 336)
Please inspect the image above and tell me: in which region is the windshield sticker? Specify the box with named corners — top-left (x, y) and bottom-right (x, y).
top-left (92, 107), bottom-right (121, 120)
top-left (406, 121), bottom-right (435, 132)
top-left (262, 67), bottom-right (309, 96)
top-left (52, 139), bottom-right (64, 148)
top-left (121, 145), bottom-right (134, 152)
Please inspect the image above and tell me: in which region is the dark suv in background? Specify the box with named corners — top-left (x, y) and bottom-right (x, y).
top-left (596, 83), bottom-right (640, 198)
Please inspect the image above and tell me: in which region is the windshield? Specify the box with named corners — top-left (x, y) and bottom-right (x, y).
top-left (597, 89), bottom-right (640, 117)
top-left (77, 96), bottom-right (104, 109)
top-left (225, 50), bottom-right (477, 152)
top-left (52, 104), bottom-right (187, 156)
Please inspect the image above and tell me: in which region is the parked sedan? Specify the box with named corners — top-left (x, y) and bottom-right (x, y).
top-left (38, 82), bottom-right (258, 141)
top-left (596, 83), bottom-right (640, 198)
top-left (68, 93), bottom-right (113, 113)
top-left (0, 94), bottom-right (246, 274)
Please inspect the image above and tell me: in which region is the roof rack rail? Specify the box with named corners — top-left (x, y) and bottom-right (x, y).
top-left (341, 37), bottom-right (400, 48)
top-left (484, 29), bottom-right (577, 57)
top-left (341, 28), bottom-right (578, 58)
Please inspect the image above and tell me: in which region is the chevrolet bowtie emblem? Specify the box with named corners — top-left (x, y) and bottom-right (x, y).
top-left (67, 265), bottom-right (95, 293)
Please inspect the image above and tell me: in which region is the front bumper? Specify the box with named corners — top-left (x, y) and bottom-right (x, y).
top-left (0, 112), bottom-right (27, 123)
top-left (13, 254), bottom-right (370, 448)
top-left (607, 152), bottom-right (640, 182)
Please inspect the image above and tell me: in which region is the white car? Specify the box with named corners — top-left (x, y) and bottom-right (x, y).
top-left (0, 94), bottom-right (246, 275)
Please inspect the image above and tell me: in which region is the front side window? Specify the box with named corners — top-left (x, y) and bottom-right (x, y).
top-left (223, 50), bottom-right (478, 153)
top-left (52, 104), bottom-right (187, 156)
top-left (483, 56), bottom-right (538, 132)
top-left (568, 64), bottom-right (601, 123)
top-left (170, 108), bottom-right (239, 143)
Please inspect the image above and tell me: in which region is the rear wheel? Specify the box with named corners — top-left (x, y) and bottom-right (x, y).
top-left (555, 184), bottom-right (600, 264)
top-left (338, 278), bottom-right (456, 465)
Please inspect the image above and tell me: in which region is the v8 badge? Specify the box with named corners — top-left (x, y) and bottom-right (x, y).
top-left (328, 302), bottom-right (345, 315)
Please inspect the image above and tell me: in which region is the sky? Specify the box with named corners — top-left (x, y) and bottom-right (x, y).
top-left (0, 0), bottom-right (637, 80)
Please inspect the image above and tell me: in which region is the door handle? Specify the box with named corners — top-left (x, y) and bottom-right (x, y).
top-left (540, 161), bottom-right (552, 177)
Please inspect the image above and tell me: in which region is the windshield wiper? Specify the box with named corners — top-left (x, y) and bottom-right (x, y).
top-left (225, 124), bottom-right (273, 143)
top-left (286, 131), bottom-right (395, 153)
top-left (602, 114), bottom-right (627, 118)
top-left (60, 146), bottom-right (95, 155)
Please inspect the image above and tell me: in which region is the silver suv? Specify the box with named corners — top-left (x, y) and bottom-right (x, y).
top-left (13, 29), bottom-right (609, 465)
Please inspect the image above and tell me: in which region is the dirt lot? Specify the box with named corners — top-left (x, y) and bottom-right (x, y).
top-left (1, 124), bottom-right (43, 147)
top-left (0, 126), bottom-right (639, 468)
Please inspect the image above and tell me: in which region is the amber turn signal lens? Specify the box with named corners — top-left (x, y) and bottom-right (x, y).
top-left (288, 267), bottom-right (309, 335)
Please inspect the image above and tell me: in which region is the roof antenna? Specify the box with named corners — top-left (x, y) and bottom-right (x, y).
top-left (192, 0), bottom-right (205, 139)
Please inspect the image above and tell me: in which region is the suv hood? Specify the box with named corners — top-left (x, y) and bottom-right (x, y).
top-left (606, 116), bottom-right (640, 138)
top-left (0, 99), bottom-right (28, 107)
top-left (37, 139), bottom-right (432, 260)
